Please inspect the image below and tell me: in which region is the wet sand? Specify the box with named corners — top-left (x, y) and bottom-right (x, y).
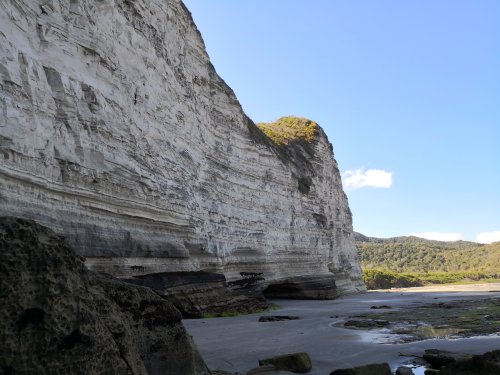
top-left (184, 284), bottom-right (500, 374)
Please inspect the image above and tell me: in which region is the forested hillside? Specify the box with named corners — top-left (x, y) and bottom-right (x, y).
top-left (356, 233), bottom-right (500, 288)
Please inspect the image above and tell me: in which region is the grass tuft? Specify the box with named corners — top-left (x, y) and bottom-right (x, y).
top-left (256, 116), bottom-right (318, 146)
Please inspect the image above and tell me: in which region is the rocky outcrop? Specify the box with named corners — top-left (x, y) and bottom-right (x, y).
top-left (258, 352), bottom-right (312, 373)
top-left (0, 217), bottom-right (209, 374)
top-left (123, 271), bottom-right (269, 318)
top-left (330, 363), bottom-right (392, 375)
top-left (0, 0), bottom-right (364, 294)
top-left (438, 350), bottom-right (500, 375)
top-left (395, 367), bottom-right (413, 375)
top-left (258, 315), bottom-right (300, 322)
top-left (263, 275), bottom-right (340, 299)
top-left (422, 349), bottom-right (473, 369)
top-left (422, 349), bottom-right (500, 375)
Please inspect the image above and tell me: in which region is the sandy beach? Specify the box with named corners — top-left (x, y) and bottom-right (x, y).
top-left (184, 284), bottom-right (500, 374)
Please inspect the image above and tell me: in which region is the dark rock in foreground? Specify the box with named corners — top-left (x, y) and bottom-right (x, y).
top-left (246, 364), bottom-right (282, 374)
top-left (330, 363), bottom-right (392, 375)
top-left (258, 352), bottom-right (312, 373)
top-left (0, 217), bottom-right (209, 375)
top-left (210, 370), bottom-right (238, 375)
top-left (263, 275), bottom-right (340, 299)
top-left (424, 349), bottom-right (500, 375)
top-left (422, 349), bottom-right (473, 369)
top-left (123, 271), bottom-right (269, 318)
top-left (395, 367), bottom-right (413, 375)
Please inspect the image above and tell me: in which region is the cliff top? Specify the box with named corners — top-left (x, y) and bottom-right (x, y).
top-left (256, 116), bottom-right (318, 147)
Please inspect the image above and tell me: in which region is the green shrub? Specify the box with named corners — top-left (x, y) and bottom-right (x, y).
top-left (358, 238), bottom-right (499, 274)
top-left (362, 269), bottom-right (500, 290)
top-left (362, 269), bottom-right (422, 289)
top-left (256, 116), bottom-right (318, 146)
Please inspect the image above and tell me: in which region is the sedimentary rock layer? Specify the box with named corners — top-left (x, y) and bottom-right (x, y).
top-left (0, 217), bottom-right (209, 375)
top-left (124, 271), bottom-right (269, 318)
top-left (263, 275), bottom-right (340, 300)
top-left (0, 0), bottom-right (364, 293)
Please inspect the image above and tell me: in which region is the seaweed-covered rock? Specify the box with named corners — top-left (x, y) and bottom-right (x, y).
top-left (0, 217), bottom-right (209, 375)
top-left (423, 349), bottom-right (473, 369)
top-left (437, 350), bottom-right (500, 375)
top-left (330, 363), bottom-right (392, 375)
top-left (395, 366), bottom-right (413, 375)
top-left (344, 319), bottom-right (390, 328)
top-left (258, 352), bottom-right (312, 373)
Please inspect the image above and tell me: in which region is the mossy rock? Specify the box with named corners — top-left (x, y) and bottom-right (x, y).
top-left (258, 352), bottom-right (312, 373)
top-left (330, 363), bottom-right (392, 375)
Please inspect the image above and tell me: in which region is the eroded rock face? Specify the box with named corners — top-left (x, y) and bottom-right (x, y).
top-left (124, 271), bottom-right (269, 318)
top-left (0, 0), bottom-right (364, 293)
top-left (263, 275), bottom-right (340, 299)
top-left (0, 217), bottom-right (209, 375)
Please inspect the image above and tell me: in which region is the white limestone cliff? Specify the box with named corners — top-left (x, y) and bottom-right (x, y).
top-left (0, 0), bottom-right (365, 293)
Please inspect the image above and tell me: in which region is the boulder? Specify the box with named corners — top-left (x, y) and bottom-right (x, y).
top-left (344, 319), bottom-right (390, 328)
top-left (258, 352), bottom-right (312, 373)
top-left (246, 365), bottom-right (300, 374)
top-left (422, 349), bottom-right (473, 369)
top-left (0, 217), bottom-right (209, 375)
top-left (330, 363), bottom-right (392, 375)
top-left (438, 350), bottom-right (500, 375)
top-left (395, 366), bottom-right (414, 375)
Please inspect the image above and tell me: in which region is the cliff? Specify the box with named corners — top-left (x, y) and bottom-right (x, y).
top-left (0, 0), bottom-right (364, 293)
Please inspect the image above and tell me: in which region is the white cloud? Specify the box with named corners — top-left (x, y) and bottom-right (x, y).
top-left (342, 169), bottom-right (393, 189)
top-left (475, 231), bottom-right (500, 244)
top-left (411, 232), bottom-right (464, 242)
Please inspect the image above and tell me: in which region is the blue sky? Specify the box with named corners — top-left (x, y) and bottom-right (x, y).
top-left (184, 0), bottom-right (500, 243)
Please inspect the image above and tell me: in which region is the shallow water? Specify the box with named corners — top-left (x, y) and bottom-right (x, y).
top-left (412, 367), bottom-right (426, 375)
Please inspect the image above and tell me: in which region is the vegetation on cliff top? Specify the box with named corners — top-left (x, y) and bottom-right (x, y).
top-left (256, 116), bottom-right (318, 146)
top-left (356, 234), bottom-right (500, 289)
